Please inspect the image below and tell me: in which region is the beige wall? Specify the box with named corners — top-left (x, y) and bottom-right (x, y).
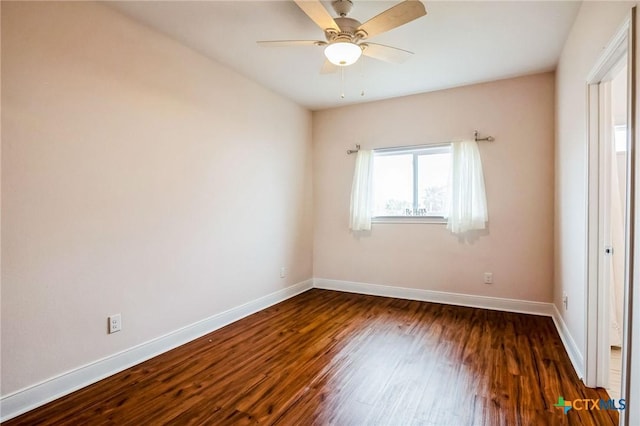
top-left (1, 1), bottom-right (313, 395)
top-left (313, 73), bottom-right (555, 302)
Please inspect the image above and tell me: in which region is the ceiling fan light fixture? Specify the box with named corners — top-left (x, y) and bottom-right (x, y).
top-left (324, 41), bottom-right (362, 66)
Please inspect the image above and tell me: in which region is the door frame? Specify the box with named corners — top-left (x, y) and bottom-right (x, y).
top-left (585, 8), bottom-right (635, 425)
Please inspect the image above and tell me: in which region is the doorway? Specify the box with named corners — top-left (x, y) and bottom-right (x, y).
top-left (603, 62), bottom-right (628, 401)
top-left (585, 12), bottom-right (633, 422)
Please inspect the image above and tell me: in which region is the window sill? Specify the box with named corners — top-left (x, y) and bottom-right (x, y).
top-left (372, 217), bottom-right (447, 224)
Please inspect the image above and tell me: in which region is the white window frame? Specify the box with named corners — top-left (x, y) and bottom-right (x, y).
top-left (372, 143), bottom-right (451, 224)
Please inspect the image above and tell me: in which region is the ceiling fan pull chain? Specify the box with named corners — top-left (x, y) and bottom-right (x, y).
top-left (360, 57), bottom-right (365, 97)
top-left (341, 67), bottom-right (345, 99)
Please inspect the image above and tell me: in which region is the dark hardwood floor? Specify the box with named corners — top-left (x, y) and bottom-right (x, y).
top-left (4, 289), bottom-right (617, 425)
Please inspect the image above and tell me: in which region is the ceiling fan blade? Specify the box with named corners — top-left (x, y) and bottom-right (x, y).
top-left (257, 40), bottom-right (326, 47)
top-left (294, 0), bottom-right (339, 32)
top-left (320, 59), bottom-right (339, 74)
top-left (361, 42), bottom-right (414, 64)
top-left (357, 0), bottom-right (426, 39)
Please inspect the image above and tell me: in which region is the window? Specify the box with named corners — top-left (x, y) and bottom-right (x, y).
top-left (372, 144), bottom-right (451, 221)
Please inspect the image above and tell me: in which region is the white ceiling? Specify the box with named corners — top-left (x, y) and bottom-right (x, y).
top-left (109, 1), bottom-right (582, 110)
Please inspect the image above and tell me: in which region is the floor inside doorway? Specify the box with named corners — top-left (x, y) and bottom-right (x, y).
top-left (608, 346), bottom-right (622, 400)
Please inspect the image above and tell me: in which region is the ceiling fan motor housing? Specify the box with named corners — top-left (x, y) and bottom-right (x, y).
top-left (326, 17), bottom-right (367, 42)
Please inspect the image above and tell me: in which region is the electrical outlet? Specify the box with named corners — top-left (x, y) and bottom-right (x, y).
top-left (483, 272), bottom-right (493, 284)
top-left (563, 293), bottom-right (568, 310)
top-left (280, 267), bottom-right (287, 278)
top-left (108, 314), bottom-right (122, 334)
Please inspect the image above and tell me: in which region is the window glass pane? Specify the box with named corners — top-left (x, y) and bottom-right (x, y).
top-left (373, 154), bottom-right (413, 216)
top-left (417, 152), bottom-right (451, 216)
top-left (615, 126), bottom-right (627, 152)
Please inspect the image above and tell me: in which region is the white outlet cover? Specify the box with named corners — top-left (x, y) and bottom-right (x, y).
top-left (108, 314), bottom-right (122, 334)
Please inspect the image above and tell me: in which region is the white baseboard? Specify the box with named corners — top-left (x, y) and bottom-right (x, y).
top-left (314, 278), bottom-right (556, 316)
top-left (0, 279), bottom-right (313, 422)
top-left (313, 278), bottom-right (585, 378)
top-left (550, 304), bottom-right (585, 380)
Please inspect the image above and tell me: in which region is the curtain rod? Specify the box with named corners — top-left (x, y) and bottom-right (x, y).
top-left (346, 130), bottom-right (494, 154)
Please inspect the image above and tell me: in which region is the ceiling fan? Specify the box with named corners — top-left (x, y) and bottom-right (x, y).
top-left (258, 0), bottom-right (427, 73)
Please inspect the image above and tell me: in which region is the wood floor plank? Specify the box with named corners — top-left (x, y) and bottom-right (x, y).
top-left (4, 289), bottom-right (619, 426)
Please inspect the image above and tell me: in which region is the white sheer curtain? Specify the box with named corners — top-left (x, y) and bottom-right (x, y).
top-left (349, 149), bottom-right (374, 231)
top-left (446, 140), bottom-right (488, 234)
